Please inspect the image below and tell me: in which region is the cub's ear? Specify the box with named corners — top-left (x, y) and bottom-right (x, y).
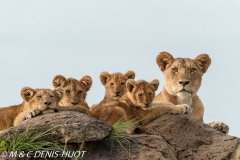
top-left (52, 75), bottom-right (67, 88)
top-left (80, 76), bottom-right (92, 91)
top-left (52, 89), bottom-right (63, 102)
top-left (156, 52), bottom-right (174, 72)
top-left (21, 87), bottom-right (36, 102)
top-left (100, 72), bottom-right (111, 85)
top-left (126, 79), bottom-right (136, 93)
top-left (149, 79), bottom-right (159, 91)
top-left (124, 70), bottom-right (135, 80)
top-left (194, 54), bottom-right (211, 73)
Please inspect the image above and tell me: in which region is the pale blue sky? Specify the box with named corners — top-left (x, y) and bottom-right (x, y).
top-left (0, 1), bottom-right (239, 137)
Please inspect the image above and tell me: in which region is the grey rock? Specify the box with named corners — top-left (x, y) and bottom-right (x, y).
top-left (1, 111), bottom-right (112, 143)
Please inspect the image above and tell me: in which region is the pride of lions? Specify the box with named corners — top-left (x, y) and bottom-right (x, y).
top-left (0, 52), bottom-right (229, 134)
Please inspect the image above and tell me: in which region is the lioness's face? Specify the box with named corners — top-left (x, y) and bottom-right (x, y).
top-left (100, 71), bottom-right (135, 100)
top-left (164, 58), bottom-right (203, 98)
top-left (52, 75), bottom-right (92, 106)
top-left (156, 52), bottom-right (211, 99)
top-left (21, 87), bottom-right (60, 111)
top-left (126, 79), bottom-right (159, 110)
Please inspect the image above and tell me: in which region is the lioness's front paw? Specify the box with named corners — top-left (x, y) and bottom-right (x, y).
top-left (176, 104), bottom-right (193, 114)
top-left (208, 121), bottom-right (229, 134)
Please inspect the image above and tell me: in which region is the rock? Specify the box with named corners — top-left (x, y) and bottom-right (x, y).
top-left (1, 112), bottom-right (240, 160)
top-left (1, 111), bottom-right (112, 143)
top-left (137, 114), bottom-right (240, 160)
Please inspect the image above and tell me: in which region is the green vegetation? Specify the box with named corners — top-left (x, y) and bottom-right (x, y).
top-left (0, 127), bottom-right (63, 152)
top-left (111, 117), bottom-right (137, 135)
top-left (109, 118), bottom-right (142, 155)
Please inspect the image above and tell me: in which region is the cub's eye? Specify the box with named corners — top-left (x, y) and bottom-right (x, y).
top-left (148, 92), bottom-right (152, 96)
top-left (50, 95), bottom-right (54, 98)
top-left (65, 90), bottom-right (70, 94)
top-left (78, 91), bottom-right (83, 95)
top-left (110, 82), bottom-right (114, 86)
top-left (138, 93), bottom-right (143, 97)
top-left (37, 96), bottom-right (42, 99)
top-left (190, 68), bottom-right (196, 73)
top-left (172, 68), bottom-right (178, 72)
top-left (120, 82), bottom-right (125, 86)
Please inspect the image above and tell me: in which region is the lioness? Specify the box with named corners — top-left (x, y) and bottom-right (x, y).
top-left (91, 79), bottom-right (192, 133)
top-left (90, 70), bottom-right (135, 112)
top-left (52, 75), bottom-right (92, 108)
top-left (0, 87), bottom-right (91, 130)
top-left (154, 52), bottom-right (229, 134)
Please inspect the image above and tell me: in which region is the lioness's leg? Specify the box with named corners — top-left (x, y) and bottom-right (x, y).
top-left (190, 95), bottom-right (204, 123)
top-left (140, 104), bottom-right (192, 125)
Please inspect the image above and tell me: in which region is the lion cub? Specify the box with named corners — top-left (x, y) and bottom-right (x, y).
top-left (91, 79), bottom-right (192, 133)
top-left (0, 87), bottom-right (91, 130)
top-left (154, 52), bottom-right (229, 134)
top-left (90, 70), bottom-right (135, 112)
top-left (52, 75), bottom-right (92, 108)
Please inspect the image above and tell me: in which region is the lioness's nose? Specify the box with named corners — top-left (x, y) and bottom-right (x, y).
top-left (145, 103), bottom-right (150, 107)
top-left (115, 91), bottom-right (120, 95)
top-left (44, 102), bottom-right (52, 106)
top-left (178, 80), bottom-right (190, 86)
top-left (71, 101), bottom-right (78, 105)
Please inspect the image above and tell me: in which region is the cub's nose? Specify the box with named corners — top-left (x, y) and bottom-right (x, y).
top-left (71, 101), bottom-right (78, 105)
top-left (145, 103), bottom-right (150, 107)
top-left (44, 102), bottom-right (52, 106)
top-left (178, 80), bottom-right (190, 87)
top-left (115, 92), bottom-right (120, 96)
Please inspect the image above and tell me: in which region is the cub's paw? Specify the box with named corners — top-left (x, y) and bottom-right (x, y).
top-left (176, 104), bottom-right (193, 114)
top-left (24, 109), bottom-right (41, 120)
top-left (208, 121), bottom-right (229, 134)
top-left (41, 109), bottom-right (57, 114)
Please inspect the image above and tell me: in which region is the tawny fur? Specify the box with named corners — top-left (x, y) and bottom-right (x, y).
top-left (0, 105), bottom-right (20, 130)
top-left (52, 75), bottom-right (92, 108)
top-left (0, 87), bottom-right (91, 130)
top-left (154, 52), bottom-right (229, 134)
top-left (90, 70), bottom-right (135, 112)
top-left (91, 79), bottom-right (192, 133)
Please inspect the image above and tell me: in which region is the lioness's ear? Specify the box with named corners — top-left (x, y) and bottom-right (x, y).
top-left (100, 72), bottom-right (111, 85)
top-left (149, 79), bottom-right (159, 91)
top-left (126, 79), bottom-right (136, 93)
top-left (21, 87), bottom-right (36, 102)
top-left (156, 52), bottom-right (174, 72)
top-left (124, 70), bottom-right (135, 80)
top-left (52, 89), bottom-right (63, 102)
top-left (194, 54), bottom-right (211, 73)
top-left (52, 75), bottom-right (67, 88)
top-left (80, 75), bottom-right (92, 91)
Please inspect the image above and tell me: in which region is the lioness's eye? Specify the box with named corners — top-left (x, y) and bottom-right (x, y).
top-left (50, 95), bottom-right (54, 98)
top-left (138, 93), bottom-right (143, 97)
top-left (121, 82), bottom-right (125, 86)
top-left (149, 92), bottom-right (152, 96)
top-left (65, 90), bottom-right (70, 94)
top-left (190, 68), bottom-right (196, 73)
top-left (37, 96), bottom-right (42, 99)
top-left (172, 68), bottom-right (178, 72)
top-left (110, 82), bottom-right (114, 86)
top-left (78, 91), bottom-right (83, 95)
